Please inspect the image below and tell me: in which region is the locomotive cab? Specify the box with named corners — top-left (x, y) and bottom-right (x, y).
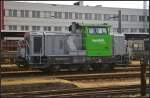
top-left (69, 23), bottom-right (115, 70)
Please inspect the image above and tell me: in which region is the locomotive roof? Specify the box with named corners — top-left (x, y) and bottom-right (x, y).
top-left (27, 31), bottom-right (81, 36)
top-left (79, 23), bottom-right (111, 27)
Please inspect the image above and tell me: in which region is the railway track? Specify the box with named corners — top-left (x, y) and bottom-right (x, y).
top-left (1, 66), bottom-right (37, 72)
top-left (2, 62), bottom-right (149, 97)
top-left (1, 85), bottom-right (149, 98)
top-left (56, 72), bottom-right (149, 81)
top-left (1, 63), bottom-right (144, 72)
top-left (1, 65), bottom-right (146, 72)
top-left (2, 65), bottom-right (149, 78)
top-left (2, 71), bottom-right (149, 81)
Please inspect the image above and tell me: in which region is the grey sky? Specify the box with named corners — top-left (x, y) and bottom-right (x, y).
top-left (18, 1), bottom-right (149, 9)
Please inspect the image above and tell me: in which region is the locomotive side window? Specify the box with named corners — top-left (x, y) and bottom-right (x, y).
top-left (34, 37), bottom-right (42, 53)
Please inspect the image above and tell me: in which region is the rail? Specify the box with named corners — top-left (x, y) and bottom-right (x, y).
top-left (1, 85), bottom-right (149, 98)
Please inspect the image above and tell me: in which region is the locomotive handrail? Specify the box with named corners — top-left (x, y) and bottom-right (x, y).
top-left (17, 41), bottom-right (24, 56)
top-left (25, 40), bottom-right (29, 48)
top-left (17, 41), bottom-right (22, 49)
top-left (40, 48), bottom-right (42, 64)
top-left (25, 40), bottom-right (30, 62)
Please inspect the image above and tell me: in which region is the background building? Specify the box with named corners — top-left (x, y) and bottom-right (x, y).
top-left (0, 1), bottom-right (149, 51)
top-left (2, 1), bottom-right (149, 33)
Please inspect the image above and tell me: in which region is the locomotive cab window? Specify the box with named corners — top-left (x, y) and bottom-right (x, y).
top-left (89, 27), bottom-right (97, 34)
top-left (97, 28), bottom-right (107, 34)
top-left (89, 27), bottom-right (107, 34)
top-left (33, 37), bottom-right (42, 53)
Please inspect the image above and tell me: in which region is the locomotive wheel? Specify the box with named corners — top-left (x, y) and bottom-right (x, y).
top-left (16, 57), bottom-right (29, 68)
top-left (51, 65), bottom-right (60, 72)
top-left (40, 68), bottom-right (51, 73)
top-left (41, 65), bottom-right (60, 73)
top-left (100, 64), bottom-right (113, 71)
top-left (92, 64), bottom-right (101, 71)
top-left (79, 64), bottom-right (90, 72)
top-left (68, 65), bottom-right (80, 71)
top-left (17, 61), bottom-right (29, 69)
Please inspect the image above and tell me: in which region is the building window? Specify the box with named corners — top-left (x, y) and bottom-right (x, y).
top-left (8, 9), bottom-right (17, 17)
top-left (94, 14), bottom-right (101, 20)
top-left (79, 13), bottom-right (83, 19)
top-left (54, 26), bottom-right (61, 31)
top-left (75, 13), bottom-right (79, 19)
top-left (9, 25), bottom-right (17, 30)
top-left (32, 26), bottom-right (40, 31)
top-left (20, 10), bottom-right (29, 17)
top-left (122, 28), bottom-right (128, 33)
top-left (122, 15), bottom-right (128, 21)
top-left (32, 26), bottom-right (36, 31)
top-left (54, 12), bottom-right (62, 19)
top-left (139, 16), bottom-right (145, 22)
top-left (8, 9), bottom-right (12, 16)
top-left (139, 28), bottom-right (145, 33)
top-left (32, 11), bottom-right (40, 18)
top-left (65, 26), bottom-right (69, 31)
top-left (104, 14), bottom-right (111, 21)
top-left (130, 15), bottom-right (137, 21)
top-left (75, 13), bottom-right (83, 19)
top-left (112, 14), bottom-right (118, 21)
top-left (43, 11), bottom-right (51, 18)
top-left (65, 12), bottom-right (72, 19)
top-left (85, 13), bottom-right (92, 20)
top-left (43, 26), bottom-right (51, 31)
top-left (68, 12), bottom-right (72, 19)
top-left (113, 28), bottom-right (118, 32)
top-left (21, 25), bottom-right (29, 31)
top-left (130, 28), bottom-right (137, 33)
top-left (147, 16), bottom-right (149, 21)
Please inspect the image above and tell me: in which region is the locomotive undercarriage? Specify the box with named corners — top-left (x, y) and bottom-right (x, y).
top-left (16, 56), bottom-right (115, 72)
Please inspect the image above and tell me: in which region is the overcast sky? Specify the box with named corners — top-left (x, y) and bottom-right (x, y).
top-left (18, 1), bottom-right (149, 9)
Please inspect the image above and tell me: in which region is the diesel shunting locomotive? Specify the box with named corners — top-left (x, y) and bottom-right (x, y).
top-left (16, 22), bottom-right (129, 72)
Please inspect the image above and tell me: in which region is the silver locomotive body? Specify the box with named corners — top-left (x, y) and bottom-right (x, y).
top-left (16, 31), bottom-right (130, 71)
top-left (17, 31), bottom-right (86, 68)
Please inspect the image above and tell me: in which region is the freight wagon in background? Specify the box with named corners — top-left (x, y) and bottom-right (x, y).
top-left (0, 31), bottom-right (25, 64)
top-left (127, 39), bottom-right (149, 61)
top-left (16, 22), bottom-right (130, 72)
top-left (1, 40), bottom-right (18, 64)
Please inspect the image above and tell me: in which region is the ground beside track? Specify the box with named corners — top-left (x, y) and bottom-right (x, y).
top-left (2, 60), bottom-right (149, 97)
top-left (72, 78), bottom-right (149, 88)
top-left (2, 76), bottom-right (149, 93)
top-left (2, 79), bottom-right (77, 93)
top-left (130, 60), bottom-right (140, 65)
